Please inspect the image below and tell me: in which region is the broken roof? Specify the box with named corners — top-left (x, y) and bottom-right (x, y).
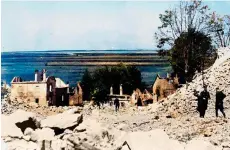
top-left (55, 78), bottom-right (68, 88)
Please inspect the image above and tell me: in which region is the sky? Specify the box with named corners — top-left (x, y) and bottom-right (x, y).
top-left (1, 1), bottom-right (230, 52)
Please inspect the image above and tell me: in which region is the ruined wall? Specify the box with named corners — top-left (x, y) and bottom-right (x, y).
top-left (11, 82), bottom-right (47, 106)
top-left (55, 87), bottom-right (69, 106)
top-left (69, 83), bottom-right (83, 106)
top-left (152, 78), bottom-right (176, 101)
top-left (46, 76), bottom-right (56, 106)
top-left (152, 77), bottom-right (162, 99)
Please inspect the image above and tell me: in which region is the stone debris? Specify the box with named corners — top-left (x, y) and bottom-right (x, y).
top-left (6, 139), bottom-right (40, 150)
top-left (74, 123), bottom-right (87, 132)
top-left (40, 110), bottom-right (83, 130)
top-left (30, 128), bottom-right (55, 142)
top-left (2, 106), bottom-right (225, 150)
top-left (184, 139), bottom-right (222, 150)
top-left (119, 129), bottom-right (184, 150)
top-left (1, 92), bottom-right (82, 117)
top-left (1, 115), bottom-right (24, 138)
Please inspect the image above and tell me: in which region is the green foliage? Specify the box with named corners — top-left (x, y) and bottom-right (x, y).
top-left (81, 64), bottom-right (145, 102)
top-left (81, 69), bottom-right (93, 101)
top-left (154, 0), bottom-right (226, 83)
top-left (170, 28), bottom-right (215, 82)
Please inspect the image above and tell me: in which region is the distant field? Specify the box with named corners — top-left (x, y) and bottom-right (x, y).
top-left (46, 62), bottom-right (169, 66)
top-left (46, 54), bottom-right (169, 66)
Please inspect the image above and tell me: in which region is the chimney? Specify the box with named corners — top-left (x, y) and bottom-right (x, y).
top-left (75, 82), bottom-right (78, 94)
top-left (67, 81), bottom-right (69, 94)
top-left (35, 70), bottom-right (38, 82)
top-left (167, 72), bottom-right (170, 79)
top-left (3, 80), bottom-right (6, 88)
top-left (110, 86), bottom-right (113, 95)
top-left (120, 84), bottom-right (123, 96)
top-left (43, 69), bottom-right (46, 82)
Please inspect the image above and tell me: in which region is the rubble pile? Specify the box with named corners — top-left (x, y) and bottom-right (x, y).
top-left (1, 95), bottom-right (83, 117)
top-left (156, 47), bottom-right (230, 117)
top-left (1, 108), bottom-right (133, 150)
top-left (88, 105), bottom-right (230, 149)
top-left (2, 108), bottom-right (224, 150)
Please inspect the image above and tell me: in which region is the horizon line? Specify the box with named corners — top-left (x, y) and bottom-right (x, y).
top-left (2, 49), bottom-right (159, 52)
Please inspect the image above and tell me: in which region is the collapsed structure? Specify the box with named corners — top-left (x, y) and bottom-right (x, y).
top-left (123, 73), bottom-right (180, 106)
top-left (10, 69), bottom-right (82, 106)
top-left (69, 82), bottom-right (83, 106)
top-left (152, 73), bottom-right (180, 101)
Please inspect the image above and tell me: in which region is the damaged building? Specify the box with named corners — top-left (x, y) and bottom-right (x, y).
top-left (10, 69), bottom-right (82, 106)
top-left (152, 73), bottom-right (180, 101)
top-left (69, 82), bottom-right (83, 106)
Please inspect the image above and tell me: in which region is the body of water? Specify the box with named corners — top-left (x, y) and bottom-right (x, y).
top-left (1, 50), bottom-right (171, 88)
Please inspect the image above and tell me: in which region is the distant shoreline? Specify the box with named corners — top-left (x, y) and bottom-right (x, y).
top-left (46, 62), bottom-right (169, 66)
top-left (45, 53), bottom-right (168, 66)
top-left (1, 49), bottom-right (158, 53)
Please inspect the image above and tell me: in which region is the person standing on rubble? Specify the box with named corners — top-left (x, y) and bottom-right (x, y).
top-left (96, 100), bottom-right (101, 109)
top-left (137, 96), bottom-right (143, 108)
top-left (200, 85), bottom-right (210, 118)
top-left (194, 89), bottom-right (202, 116)
top-left (114, 98), bottom-right (120, 112)
top-left (194, 85), bottom-right (210, 118)
top-left (215, 87), bottom-right (226, 118)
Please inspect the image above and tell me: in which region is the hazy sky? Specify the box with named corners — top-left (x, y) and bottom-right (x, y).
top-left (2, 1), bottom-right (230, 52)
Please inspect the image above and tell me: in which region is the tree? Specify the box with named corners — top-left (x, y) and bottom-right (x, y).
top-left (155, 0), bottom-right (230, 49)
top-left (154, 0), bottom-right (226, 84)
top-left (81, 64), bottom-right (145, 102)
top-left (155, 0), bottom-right (211, 49)
top-left (81, 69), bottom-right (93, 101)
top-left (209, 14), bottom-right (230, 47)
top-left (170, 28), bottom-right (214, 82)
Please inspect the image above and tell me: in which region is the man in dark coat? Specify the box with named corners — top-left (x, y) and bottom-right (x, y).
top-left (199, 86), bottom-right (210, 118)
top-left (96, 100), bottom-right (100, 109)
top-left (114, 98), bottom-right (120, 112)
top-left (156, 88), bottom-right (160, 102)
top-left (137, 96), bottom-right (143, 107)
top-left (194, 85), bottom-right (210, 118)
top-left (215, 87), bottom-right (226, 118)
top-left (194, 90), bottom-right (201, 112)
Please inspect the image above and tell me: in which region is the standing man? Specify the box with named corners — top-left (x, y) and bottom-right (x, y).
top-left (137, 96), bottom-right (143, 108)
top-left (156, 87), bottom-right (160, 102)
top-left (215, 87), bottom-right (226, 118)
top-left (114, 98), bottom-right (120, 112)
top-left (194, 90), bottom-right (202, 117)
top-left (96, 100), bottom-right (100, 109)
top-left (199, 85), bottom-right (210, 118)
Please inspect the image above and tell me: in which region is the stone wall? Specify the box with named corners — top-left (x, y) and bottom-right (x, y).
top-left (10, 82), bottom-right (47, 106)
top-left (152, 77), bottom-right (176, 101)
top-left (69, 82), bottom-right (83, 106)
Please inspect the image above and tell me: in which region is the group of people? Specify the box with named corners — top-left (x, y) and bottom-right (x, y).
top-left (194, 85), bottom-right (226, 118)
